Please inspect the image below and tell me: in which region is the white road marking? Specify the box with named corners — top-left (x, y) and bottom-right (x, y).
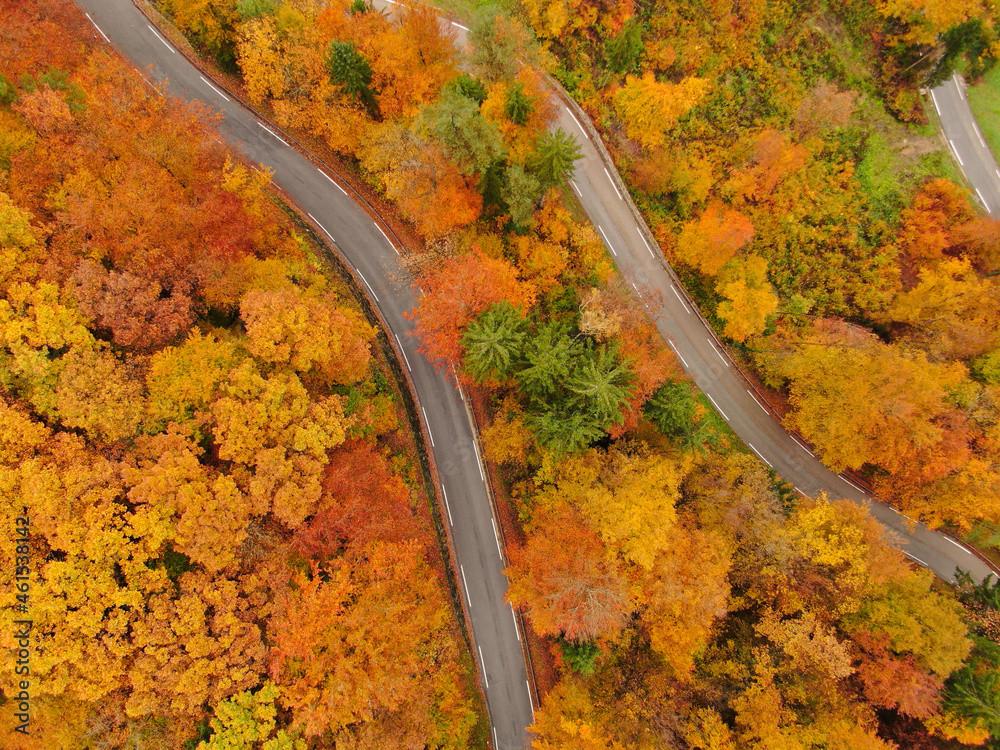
top-left (996, 169), bottom-right (1000, 180)
top-left (950, 139), bottom-right (964, 166)
top-left (792, 435), bottom-right (811, 453)
top-left (893, 508), bottom-right (914, 521)
top-left (666, 340), bottom-right (689, 368)
top-left (954, 74), bottom-right (965, 100)
top-left (308, 212), bottom-right (335, 242)
top-left (199, 75), bottom-right (230, 102)
top-left (794, 486), bottom-right (807, 496)
top-left (85, 13), bottom-right (111, 43)
top-left (708, 338), bottom-right (728, 366)
top-left (670, 285), bottom-right (692, 313)
top-left (944, 537), bottom-right (973, 554)
top-left (421, 406), bottom-right (435, 446)
top-left (565, 107), bottom-right (589, 139)
top-left (841, 475), bottom-right (865, 493)
top-left (257, 121), bottom-right (289, 146)
top-left (706, 393), bottom-right (729, 421)
top-left (442, 484), bottom-right (454, 526)
top-left (478, 646), bottom-right (489, 688)
top-left (604, 167), bottom-right (623, 201)
top-left (638, 228), bottom-right (655, 257)
top-left (976, 187), bottom-right (991, 212)
top-left (492, 517), bottom-right (504, 560)
top-left (318, 168), bottom-right (349, 196)
top-left (394, 333), bottom-right (412, 372)
top-left (511, 607), bottom-right (521, 642)
top-left (460, 564), bottom-right (472, 607)
top-left (930, 90), bottom-right (941, 116)
top-left (570, 179), bottom-right (581, 196)
top-left (375, 223), bottom-right (397, 252)
top-left (526, 680), bottom-right (534, 709)
top-left (748, 442), bottom-right (772, 467)
top-left (452, 21), bottom-right (469, 30)
top-left (748, 390), bottom-right (769, 413)
top-left (147, 24), bottom-right (175, 52)
top-left (356, 269), bottom-right (379, 301)
top-left (492, 726), bottom-right (499, 749)
top-left (472, 436), bottom-right (485, 483)
top-left (596, 225), bottom-right (617, 256)
top-left (904, 551), bottom-right (929, 567)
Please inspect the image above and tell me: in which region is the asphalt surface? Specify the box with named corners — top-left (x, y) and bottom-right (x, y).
top-left (931, 73), bottom-right (1000, 214)
top-left (76, 2), bottom-right (534, 748)
top-left (74, 2), bottom-right (1000, 747)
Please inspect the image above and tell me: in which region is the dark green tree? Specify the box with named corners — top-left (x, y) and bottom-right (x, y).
top-left (504, 81), bottom-right (532, 125)
top-left (447, 73), bottom-right (488, 104)
top-left (566, 344), bottom-right (632, 425)
top-left (517, 322), bottom-right (579, 401)
top-left (460, 302), bottom-right (526, 384)
top-left (644, 381), bottom-right (711, 452)
top-left (0, 73), bottom-right (18, 106)
top-left (501, 164), bottom-right (543, 226)
top-left (527, 128), bottom-right (582, 190)
top-left (604, 20), bottom-right (644, 76)
top-left (326, 40), bottom-right (379, 117)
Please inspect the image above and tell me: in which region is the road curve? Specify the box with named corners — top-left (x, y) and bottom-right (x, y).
top-left (74, 1), bottom-right (999, 746)
top-left (75, 1), bottom-right (534, 747)
top-left (931, 73), bottom-right (1000, 214)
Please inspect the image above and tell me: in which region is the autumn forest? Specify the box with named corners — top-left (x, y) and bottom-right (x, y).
top-left (4, 0), bottom-right (1000, 747)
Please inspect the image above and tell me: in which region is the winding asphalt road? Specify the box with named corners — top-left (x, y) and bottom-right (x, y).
top-left (76, 1), bottom-right (534, 748)
top-left (931, 72), bottom-right (1000, 214)
top-left (74, 2), bottom-right (999, 747)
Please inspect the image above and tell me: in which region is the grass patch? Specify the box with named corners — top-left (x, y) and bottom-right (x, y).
top-left (967, 66), bottom-right (1000, 162)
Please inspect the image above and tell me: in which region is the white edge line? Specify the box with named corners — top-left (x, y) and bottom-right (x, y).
top-left (199, 75), bottom-right (230, 102)
top-left (492, 517), bottom-right (504, 560)
top-left (478, 645), bottom-right (489, 688)
top-left (944, 537), bottom-right (972, 554)
top-left (356, 269), bottom-right (379, 302)
top-left (565, 107), bottom-right (590, 139)
top-left (709, 338), bottom-right (729, 366)
top-left (460, 564), bottom-right (472, 606)
top-left (792, 435), bottom-right (811, 453)
top-left (604, 167), bottom-right (624, 201)
top-left (526, 680), bottom-right (534, 709)
top-left (375, 223), bottom-right (398, 253)
top-left (257, 121), bottom-right (288, 147)
top-left (747, 442), bottom-right (772, 467)
top-left (421, 406), bottom-right (435, 447)
top-left (950, 139), bottom-right (964, 166)
top-left (747, 390), bottom-right (769, 414)
top-left (893, 508), bottom-right (914, 521)
top-left (471, 436), bottom-right (485, 483)
top-left (85, 13), bottom-right (112, 44)
top-left (147, 24), bottom-right (175, 52)
top-left (452, 21), bottom-right (469, 30)
top-left (492, 727), bottom-right (499, 750)
top-left (976, 187), bottom-right (990, 212)
top-left (666, 340), bottom-right (689, 368)
top-left (930, 89), bottom-right (941, 117)
top-left (596, 225), bottom-right (617, 256)
top-left (706, 393), bottom-right (729, 421)
top-left (318, 168), bottom-right (349, 196)
top-left (638, 229), bottom-right (655, 257)
top-left (841, 475), bottom-right (865, 493)
top-left (511, 607), bottom-right (521, 642)
top-left (904, 551), bottom-right (929, 567)
top-left (670, 285), bottom-right (692, 313)
top-left (570, 180), bottom-right (581, 196)
top-left (394, 334), bottom-right (412, 372)
top-left (307, 212), bottom-right (335, 243)
top-left (794, 486), bottom-right (806, 496)
top-left (441, 484), bottom-right (454, 526)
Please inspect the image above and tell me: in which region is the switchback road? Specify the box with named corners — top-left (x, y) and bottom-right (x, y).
top-left (77, 1), bottom-right (534, 748)
top-left (77, 2), bottom-right (1000, 747)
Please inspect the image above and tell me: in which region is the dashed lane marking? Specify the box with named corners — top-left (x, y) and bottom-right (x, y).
top-left (394, 334), bottom-right (412, 372)
top-left (670, 285), bottom-right (692, 314)
top-left (85, 13), bottom-right (111, 43)
top-left (441, 484), bottom-right (454, 526)
top-left (147, 24), bottom-right (175, 52)
top-left (596, 225), bottom-right (617, 256)
top-left (604, 167), bottom-right (623, 201)
top-left (565, 107), bottom-right (589, 139)
top-left (421, 407), bottom-right (435, 447)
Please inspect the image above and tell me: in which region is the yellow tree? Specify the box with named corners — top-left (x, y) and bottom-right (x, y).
top-left (613, 72), bottom-right (709, 149)
top-left (240, 286), bottom-right (375, 385)
top-left (715, 254), bottom-right (778, 342)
